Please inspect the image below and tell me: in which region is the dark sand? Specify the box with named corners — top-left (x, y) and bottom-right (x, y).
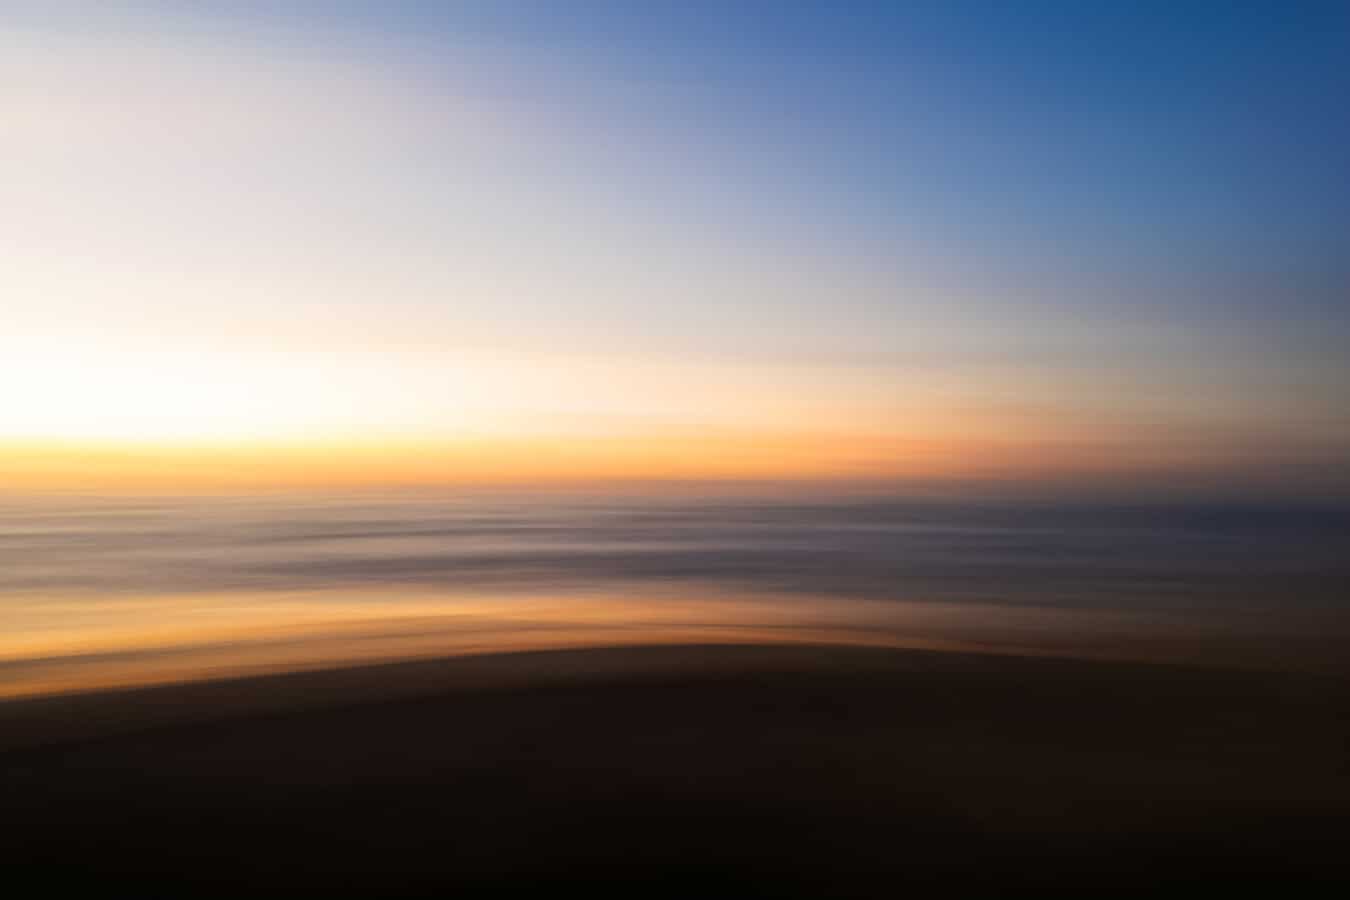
top-left (3, 643), bottom-right (1347, 896)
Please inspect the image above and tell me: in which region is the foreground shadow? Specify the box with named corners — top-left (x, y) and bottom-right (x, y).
top-left (3, 644), bottom-right (1347, 896)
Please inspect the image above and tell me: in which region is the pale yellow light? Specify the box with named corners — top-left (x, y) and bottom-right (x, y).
top-left (1, 340), bottom-right (487, 444)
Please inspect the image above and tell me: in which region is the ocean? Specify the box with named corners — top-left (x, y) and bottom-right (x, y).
top-left (3, 489), bottom-right (1347, 697)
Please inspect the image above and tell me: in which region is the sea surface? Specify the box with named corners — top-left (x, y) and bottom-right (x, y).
top-left (3, 490), bottom-right (1348, 697)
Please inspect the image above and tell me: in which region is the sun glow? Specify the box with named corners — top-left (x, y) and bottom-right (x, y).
top-left (0, 336), bottom-right (1154, 491)
top-left (2, 341), bottom-right (486, 444)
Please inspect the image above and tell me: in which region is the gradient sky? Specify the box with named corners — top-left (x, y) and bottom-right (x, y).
top-left (4, 2), bottom-right (1348, 493)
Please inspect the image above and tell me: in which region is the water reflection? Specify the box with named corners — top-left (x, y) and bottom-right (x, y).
top-left (3, 491), bottom-right (1348, 697)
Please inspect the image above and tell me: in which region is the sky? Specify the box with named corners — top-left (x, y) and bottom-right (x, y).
top-left (3, 1), bottom-right (1348, 494)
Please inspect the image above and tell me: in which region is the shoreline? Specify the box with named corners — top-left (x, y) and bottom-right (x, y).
top-left (5, 639), bottom-right (1344, 753)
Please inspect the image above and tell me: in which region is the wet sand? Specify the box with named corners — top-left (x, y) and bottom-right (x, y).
top-left (3, 643), bottom-right (1347, 896)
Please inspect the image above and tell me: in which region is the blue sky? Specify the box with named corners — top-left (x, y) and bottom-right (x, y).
top-left (3, 2), bottom-right (1347, 492)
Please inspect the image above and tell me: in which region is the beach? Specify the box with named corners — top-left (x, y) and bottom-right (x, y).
top-left (4, 642), bottom-right (1346, 896)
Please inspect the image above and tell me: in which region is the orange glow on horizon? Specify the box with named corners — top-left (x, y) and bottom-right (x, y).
top-left (0, 426), bottom-right (1158, 492)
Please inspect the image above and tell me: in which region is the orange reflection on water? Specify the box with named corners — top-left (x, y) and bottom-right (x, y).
top-left (5, 586), bottom-right (1325, 701)
top-left (0, 590), bottom-right (934, 699)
